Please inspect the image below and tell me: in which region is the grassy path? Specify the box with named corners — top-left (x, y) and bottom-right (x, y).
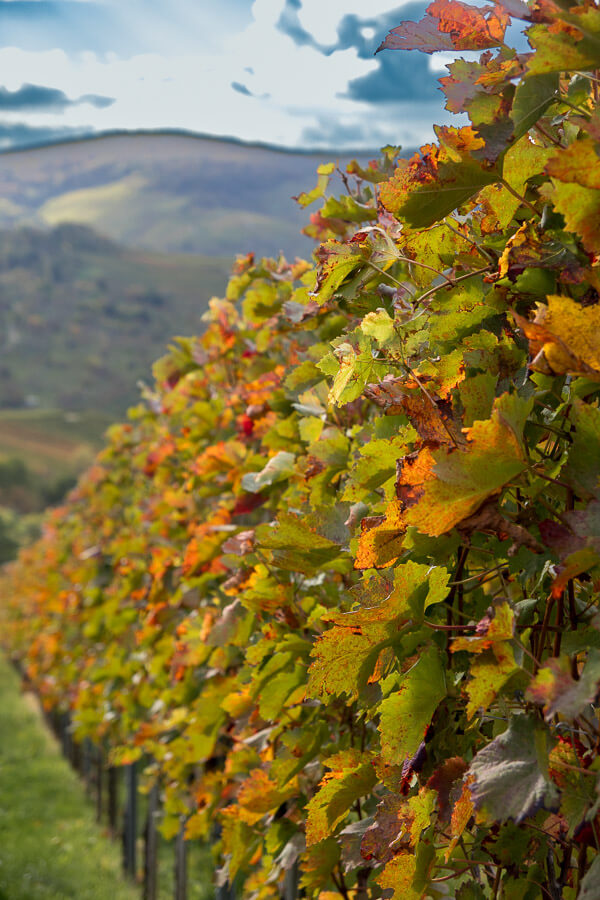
top-left (0, 654), bottom-right (138, 900)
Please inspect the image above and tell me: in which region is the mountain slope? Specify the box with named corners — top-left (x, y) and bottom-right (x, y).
top-left (0, 133), bottom-right (366, 258)
top-left (0, 223), bottom-right (232, 415)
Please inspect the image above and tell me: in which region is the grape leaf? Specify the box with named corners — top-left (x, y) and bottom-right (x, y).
top-left (294, 162), bottom-right (335, 208)
top-left (563, 400), bottom-right (600, 496)
top-left (241, 451), bottom-right (296, 493)
top-left (544, 180), bottom-right (600, 255)
top-left (527, 15), bottom-right (600, 75)
top-left (256, 513), bottom-right (344, 575)
top-left (527, 650), bottom-right (600, 721)
top-left (405, 393), bottom-right (531, 536)
top-left (512, 295), bottom-right (600, 378)
top-left (379, 646), bottom-right (446, 765)
top-left (377, 0), bottom-right (509, 54)
top-left (308, 563), bottom-right (449, 700)
top-left (468, 715), bottom-right (559, 823)
top-left (305, 750), bottom-right (377, 846)
top-left (381, 130), bottom-right (499, 228)
top-left (511, 72), bottom-right (559, 139)
top-left (546, 137), bottom-right (600, 190)
top-left (313, 239), bottom-right (369, 304)
top-left (579, 850), bottom-right (600, 898)
top-left (549, 739), bottom-right (596, 837)
top-left (376, 853), bottom-right (419, 899)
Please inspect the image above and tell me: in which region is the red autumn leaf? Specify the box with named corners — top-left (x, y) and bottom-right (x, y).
top-left (377, 0), bottom-right (510, 55)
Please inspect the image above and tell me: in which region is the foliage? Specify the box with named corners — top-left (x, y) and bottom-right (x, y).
top-left (5, 1), bottom-right (600, 896)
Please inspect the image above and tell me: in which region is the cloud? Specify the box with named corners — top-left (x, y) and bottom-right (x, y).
top-left (0, 83), bottom-right (114, 110)
top-left (231, 81), bottom-right (253, 96)
top-left (300, 99), bottom-right (454, 152)
top-left (79, 93), bottom-right (114, 108)
top-left (277, 1), bottom-right (439, 104)
top-left (300, 117), bottom-right (395, 150)
top-left (0, 121), bottom-right (86, 150)
top-left (0, 0), bottom-right (456, 152)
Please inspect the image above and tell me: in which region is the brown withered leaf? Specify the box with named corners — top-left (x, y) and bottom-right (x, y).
top-left (364, 377), bottom-right (457, 445)
top-left (361, 795), bottom-right (413, 865)
top-left (355, 449), bottom-right (436, 569)
top-left (426, 757), bottom-right (469, 821)
top-left (457, 500), bottom-right (543, 554)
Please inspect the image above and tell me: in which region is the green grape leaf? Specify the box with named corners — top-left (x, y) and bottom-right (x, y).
top-left (578, 852), bottom-right (600, 899)
top-left (313, 239), bottom-right (369, 303)
top-left (511, 72), bottom-right (559, 139)
top-left (305, 750), bottom-right (377, 846)
top-left (256, 513), bottom-right (344, 575)
top-left (563, 400), bottom-right (600, 496)
top-left (241, 451), bottom-right (296, 493)
top-left (378, 646), bottom-right (446, 765)
top-left (527, 15), bottom-right (600, 75)
top-left (381, 131), bottom-right (499, 228)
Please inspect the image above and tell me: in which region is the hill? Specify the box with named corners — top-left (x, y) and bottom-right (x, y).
top-left (0, 223), bottom-right (232, 415)
top-left (0, 222), bottom-right (232, 530)
top-left (0, 133), bottom-right (365, 258)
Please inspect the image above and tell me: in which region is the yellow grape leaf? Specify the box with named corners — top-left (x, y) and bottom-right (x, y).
top-left (376, 853), bottom-right (420, 899)
top-left (546, 137), bottom-right (600, 190)
top-left (405, 393), bottom-right (530, 536)
top-left (408, 787), bottom-right (437, 844)
top-left (451, 601), bottom-right (515, 653)
top-left (237, 769), bottom-right (297, 825)
top-left (308, 563), bottom-right (449, 700)
top-left (463, 644), bottom-right (518, 719)
top-left (451, 603), bottom-right (520, 718)
top-left (513, 295), bottom-right (600, 379)
top-left (445, 777), bottom-right (475, 860)
top-left (355, 448), bottom-right (436, 569)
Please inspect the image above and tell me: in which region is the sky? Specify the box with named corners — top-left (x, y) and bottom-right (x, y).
top-left (0, 0), bottom-right (468, 153)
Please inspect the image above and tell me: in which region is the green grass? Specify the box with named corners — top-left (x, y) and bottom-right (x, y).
top-left (0, 654), bottom-right (138, 900)
top-left (0, 655), bottom-right (217, 898)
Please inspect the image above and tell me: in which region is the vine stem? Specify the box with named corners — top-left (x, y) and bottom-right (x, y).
top-left (553, 592), bottom-right (564, 657)
top-left (415, 265), bottom-right (493, 305)
top-left (534, 122), bottom-right (565, 148)
top-left (364, 259), bottom-right (408, 291)
top-left (394, 253), bottom-right (456, 286)
top-left (443, 219), bottom-right (497, 265)
top-left (577, 846), bottom-right (588, 890)
top-left (331, 869), bottom-right (349, 899)
top-left (566, 487), bottom-right (578, 629)
top-left (492, 866), bottom-right (502, 899)
top-left (499, 177), bottom-right (539, 216)
top-left (575, 70), bottom-right (600, 84)
top-left (534, 594), bottom-right (557, 669)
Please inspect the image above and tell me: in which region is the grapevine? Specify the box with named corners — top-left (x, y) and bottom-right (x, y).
top-left (5, 1), bottom-right (600, 896)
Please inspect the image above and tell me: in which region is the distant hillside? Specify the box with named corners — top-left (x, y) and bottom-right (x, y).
top-left (0, 223), bottom-right (232, 415)
top-left (0, 133), bottom-right (368, 258)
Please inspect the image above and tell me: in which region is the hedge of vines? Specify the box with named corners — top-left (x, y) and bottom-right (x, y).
top-left (6, 1), bottom-right (600, 896)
